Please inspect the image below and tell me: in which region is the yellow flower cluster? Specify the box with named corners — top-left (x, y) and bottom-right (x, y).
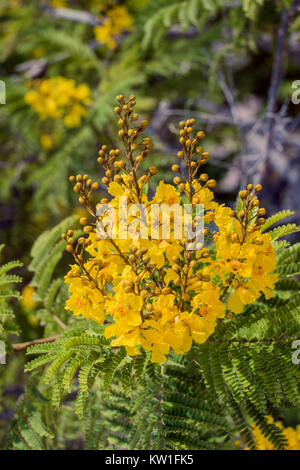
top-left (245, 416), bottom-right (300, 450)
top-left (94, 3), bottom-right (134, 49)
top-left (63, 95), bottom-right (278, 363)
top-left (25, 77), bottom-right (91, 128)
top-left (21, 285), bottom-right (37, 310)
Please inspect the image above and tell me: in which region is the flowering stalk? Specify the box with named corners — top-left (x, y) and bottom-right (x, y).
top-left (62, 95), bottom-right (278, 363)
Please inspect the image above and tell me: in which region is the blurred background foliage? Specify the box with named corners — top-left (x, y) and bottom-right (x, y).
top-left (0, 0), bottom-right (300, 449)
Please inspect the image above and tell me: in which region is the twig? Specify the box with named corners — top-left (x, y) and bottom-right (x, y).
top-left (257, 5), bottom-right (290, 182)
top-left (51, 314), bottom-right (67, 330)
top-left (43, 6), bottom-right (102, 26)
top-left (266, 9), bottom-right (289, 117)
top-left (12, 335), bottom-right (60, 352)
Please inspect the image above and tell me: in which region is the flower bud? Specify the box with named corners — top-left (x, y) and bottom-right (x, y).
top-left (92, 182), bottom-right (99, 190)
top-left (83, 226), bottom-right (93, 233)
top-left (239, 190), bottom-right (248, 199)
top-left (172, 264), bottom-right (181, 273)
top-left (149, 166), bottom-right (158, 175)
top-left (197, 131), bottom-right (205, 139)
top-left (206, 179), bottom-right (216, 188)
top-left (162, 287), bottom-right (171, 295)
top-left (200, 173), bottom-right (209, 182)
top-left (171, 164), bottom-right (180, 172)
top-left (258, 208), bottom-right (266, 216)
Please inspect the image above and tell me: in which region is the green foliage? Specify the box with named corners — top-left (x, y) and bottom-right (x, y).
top-left (1, 0), bottom-right (300, 451)
top-left (2, 210), bottom-right (298, 450)
top-left (0, 245), bottom-right (22, 348)
top-left (5, 377), bottom-right (54, 450)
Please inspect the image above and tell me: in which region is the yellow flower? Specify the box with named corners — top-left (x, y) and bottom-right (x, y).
top-left (246, 416), bottom-right (300, 450)
top-left (152, 181), bottom-right (181, 206)
top-left (25, 77), bottom-right (91, 128)
top-left (63, 97), bottom-right (280, 363)
top-left (65, 263), bottom-right (105, 323)
top-left (40, 134), bottom-right (53, 150)
top-left (21, 285), bottom-right (37, 309)
top-left (191, 287), bottom-right (225, 322)
top-left (94, 4), bottom-right (134, 49)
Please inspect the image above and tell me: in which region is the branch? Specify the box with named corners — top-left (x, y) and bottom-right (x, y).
top-left (267, 8), bottom-right (289, 116)
top-left (43, 6), bottom-right (101, 26)
top-left (259, 0), bottom-right (299, 179)
top-left (12, 335), bottom-right (60, 352)
top-left (51, 314), bottom-right (67, 330)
